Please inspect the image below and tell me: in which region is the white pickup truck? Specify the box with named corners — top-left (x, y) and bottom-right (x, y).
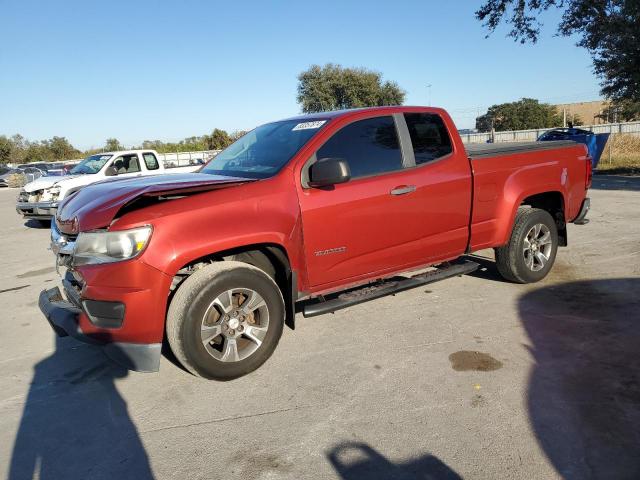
top-left (16, 149), bottom-right (200, 221)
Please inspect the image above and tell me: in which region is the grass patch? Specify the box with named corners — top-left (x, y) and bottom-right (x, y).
top-left (596, 134), bottom-right (640, 175)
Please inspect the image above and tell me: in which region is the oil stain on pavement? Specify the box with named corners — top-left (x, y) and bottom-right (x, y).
top-left (448, 351), bottom-right (503, 371)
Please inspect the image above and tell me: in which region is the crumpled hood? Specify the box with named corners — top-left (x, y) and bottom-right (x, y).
top-left (23, 175), bottom-right (81, 192)
top-left (56, 173), bottom-right (253, 234)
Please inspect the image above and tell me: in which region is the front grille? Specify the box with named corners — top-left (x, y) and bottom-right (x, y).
top-left (18, 190), bottom-right (46, 203)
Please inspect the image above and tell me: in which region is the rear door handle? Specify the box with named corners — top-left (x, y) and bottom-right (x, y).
top-left (390, 185), bottom-right (416, 196)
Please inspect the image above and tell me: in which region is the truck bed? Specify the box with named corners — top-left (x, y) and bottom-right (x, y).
top-left (465, 140), bottom-right (577, 159)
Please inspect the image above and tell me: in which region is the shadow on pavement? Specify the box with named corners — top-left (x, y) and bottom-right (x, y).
top-left (519, 278), bottom-right (640, 479)
top-left (591, 174), bottom-right (640, 191)
top-left (8, 336), bottom-right (154, 480)
top-left (462, 253), bottom-right (505, 283)
top-left (327, 442), bottom-right (461, 480)
top-left (23, 219), bottom-right (51, 229)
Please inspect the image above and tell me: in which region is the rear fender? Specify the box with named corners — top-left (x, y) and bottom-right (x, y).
top-left (499, 188), bottom-right (566, 247)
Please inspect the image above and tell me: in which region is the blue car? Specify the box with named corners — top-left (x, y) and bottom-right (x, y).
top-left (538, 128), bottom-right (608, 168)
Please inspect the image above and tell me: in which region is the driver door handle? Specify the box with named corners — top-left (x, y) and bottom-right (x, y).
top-left (390, 185), bottom-right (416, 196)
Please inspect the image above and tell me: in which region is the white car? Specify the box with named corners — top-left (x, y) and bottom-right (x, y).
top-left (16, 150), bottom-right (200, 221)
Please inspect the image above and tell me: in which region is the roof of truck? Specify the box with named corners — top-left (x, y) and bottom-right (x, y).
top-left (281, 106), bottom-right (437, 122)
top-left (98, 149), bottom-right (159, 156)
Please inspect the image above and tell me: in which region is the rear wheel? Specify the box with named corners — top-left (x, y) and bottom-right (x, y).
top-left (495, 207), bottom-right (558, 283)
top-left (167, 261), bottom-right (285, 380)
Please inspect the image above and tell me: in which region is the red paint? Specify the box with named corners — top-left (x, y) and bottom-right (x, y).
top-left (59, 106), bottom-right (589, 345)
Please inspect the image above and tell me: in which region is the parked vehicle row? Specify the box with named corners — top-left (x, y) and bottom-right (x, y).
top-left (16, 150), bottom-right (200, 221)
top-left (0, 165), bottom-right (46, 188)
top-left (39, 106), bottom-right (592, 380)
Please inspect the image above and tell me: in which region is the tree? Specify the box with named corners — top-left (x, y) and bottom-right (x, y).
top-left (297, 64), bottom-right (405, 113)
top-left (206, 129), bottom-right (232, 150)
top-left (568, 113), bottom-right (583, 126)
top-left (597, 100), bottom-right (640, 122)
top-left (476, 0), bottom-right (640, 102)
top-left (104, 138), bottom-right (123, 151)
top-left (476, 98), bottom-right (562, 132)
top-left (45, 136), bottom-right (80, 160)
top-left (0, 136), bottom-right (13, 164)
top-left (229, 130), bottom-right (248, 142)
top-left (9, 134), bottom-right (26, 164)
top-left (22, 142), bottom-right (52, 163)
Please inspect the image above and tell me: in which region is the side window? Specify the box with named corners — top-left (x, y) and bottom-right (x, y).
top-left (111, 154), bottom-right (141, 174)
top-left (143, 152), bottom-right (160, 170)
top-left (404, 113), bottom-right (453, 165)
top-left (316, 116), bottom-right (403, 179)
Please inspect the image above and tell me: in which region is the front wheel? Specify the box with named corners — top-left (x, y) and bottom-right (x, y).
top-left (495, 207), bottom-right (558, 283)
top-left (167, 261), bottom-right (285, 380)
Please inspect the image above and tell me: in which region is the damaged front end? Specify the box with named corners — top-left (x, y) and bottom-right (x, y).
top-left (40, 173), bottom-right (256, 372)
top-left (16, 187), bottom-right (60, 219)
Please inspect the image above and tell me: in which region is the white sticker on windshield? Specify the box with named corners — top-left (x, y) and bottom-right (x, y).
top-left (292, 121), bottom-right (326, 131)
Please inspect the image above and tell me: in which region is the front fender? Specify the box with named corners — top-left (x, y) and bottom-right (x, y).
top-left (113, 177), bottom-right (307, 286)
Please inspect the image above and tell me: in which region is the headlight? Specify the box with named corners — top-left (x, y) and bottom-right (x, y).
top-left (48, 186), bottom-right (61, 198)
top-left (73, 226), bottom-right (152, 265)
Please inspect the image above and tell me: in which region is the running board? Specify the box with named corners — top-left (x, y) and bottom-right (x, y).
top-left (302, 260), bottom-right (479, 318)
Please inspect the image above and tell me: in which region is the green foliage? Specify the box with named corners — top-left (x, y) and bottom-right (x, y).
top-left (141, 136), bottom-right (208, 153)
top-left (297, 64), bottom-right (405, 113)
top-left (568, 113), bottom-right (583, 126)
top-left (476, 98), bottom-right (562, 132)
top-left (0, 134), bottom-right (81, 164)
top-left (476, 0), bottom-right (640, 102)
top-left (230, 130), bottom-right (248, 142)
top-left (105, 138), bottom-right (123, 152)
top-left (207, 128), bottom-right (232, 150)
top-left (0, 127), bottom-right (244, 165)
top-left (0, 136), bottom-right (12, 164)
top-left (597, 100), bottom-right (640, 122)
top-left (138, 128), bottom-right (240, 154)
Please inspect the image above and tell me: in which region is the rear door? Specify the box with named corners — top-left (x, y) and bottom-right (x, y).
top-left (398, 112), bottom-right (472, 262)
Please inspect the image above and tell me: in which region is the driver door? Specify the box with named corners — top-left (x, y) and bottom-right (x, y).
top-left (297, 115), bottom-right (423, 288)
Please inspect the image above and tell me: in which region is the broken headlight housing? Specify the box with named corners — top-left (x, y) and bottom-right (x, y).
top-left (48, 186), bottom-right (61, 200)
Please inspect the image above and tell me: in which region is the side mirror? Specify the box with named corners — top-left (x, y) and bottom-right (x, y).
top-left (104, 166), bottom-right (118, 177)
top-left (309, 158), bottom-right (350, 188)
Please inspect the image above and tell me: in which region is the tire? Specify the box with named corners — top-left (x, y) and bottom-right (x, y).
top-left (167, 261), bottom-right (285, 380)
top-left (495, 207), bottom-right (558, 284)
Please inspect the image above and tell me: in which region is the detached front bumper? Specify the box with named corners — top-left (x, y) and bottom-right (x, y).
top-left (39, 286), bottom-right (162, 372)
top-left (16, 201), bottom-right (58, 219)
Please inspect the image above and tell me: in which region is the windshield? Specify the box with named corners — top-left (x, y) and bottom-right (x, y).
top-left (0, 166), bottom-right (10, 176)
top-left (70, 154), bottom-right (113, 175)
top-left (200, 119), bottom-right (329, 179)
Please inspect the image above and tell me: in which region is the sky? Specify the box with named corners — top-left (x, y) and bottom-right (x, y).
top-left (0, 0), bottom-right (602, 150)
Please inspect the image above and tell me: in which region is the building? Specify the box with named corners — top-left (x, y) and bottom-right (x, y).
top-left (554, 100), bottom-right (610, 126)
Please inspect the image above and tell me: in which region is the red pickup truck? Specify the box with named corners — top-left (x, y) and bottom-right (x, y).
top-left (40, 106), bottom-right (591, 379)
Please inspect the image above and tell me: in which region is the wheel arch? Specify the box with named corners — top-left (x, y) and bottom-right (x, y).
top-left (169, 242), bottom-right (298, 330)
top-left (519, 191), bottom-right (567, 246)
